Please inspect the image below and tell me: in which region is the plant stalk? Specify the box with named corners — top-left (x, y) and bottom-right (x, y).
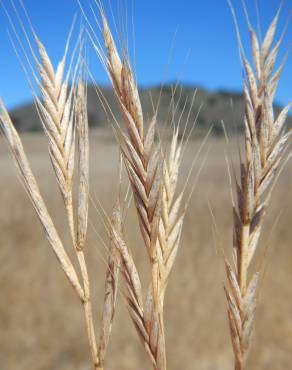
top-left (66, 200), bottom-right (101, 370)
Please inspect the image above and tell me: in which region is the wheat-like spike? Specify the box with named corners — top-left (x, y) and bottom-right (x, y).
top-left (110, 225), bottom-right (157, 367)
top-left (32, 29), bottom-right (100, 368)
top-left (161, 128), bottom-right (184, 279)
top-left (33, 29), bottom-right (100, 368)
top-left (100, 11), bottom-right (168, 370)
top-left (31, 32), bottom-right (77, 215)
top-left (143, 128), bottom-right (185, 362)
top-left (28, 27), bottom-right (84, 252)
top-left (101, 15), bottom-right (162, 258)
top-left (153, 129), bottom-right (184, 286)
top-left (73, 73), bottom-right (101, 370)
top-left (100, 14), bottom-right (153, 244)
top-left (225, 261), bottom-right (259, 369)
top-left (99, 7), bottom-right (188, 368)
top-left (98, 200), bottom-right (121, 367)
top-left (111, 215), bottom-right (163, 369)
top-left (0, 99), bottom-right (84, 301)
top-left (226, 9), bottom-right (291, 370)
top-left (101, 12), bottom-right (143, 139)
top-left (3, 5), bottom-right (102, 367)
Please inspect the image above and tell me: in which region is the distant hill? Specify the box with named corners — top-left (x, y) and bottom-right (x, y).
top-left (9, 84), bottom-right (292, 135)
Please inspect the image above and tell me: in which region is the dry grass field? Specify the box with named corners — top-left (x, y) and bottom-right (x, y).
top-left (0, 130), bottom-right (292, 370)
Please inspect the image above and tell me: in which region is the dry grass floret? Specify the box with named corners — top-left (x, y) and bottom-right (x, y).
top-left (225, 5), bottom-right (291, 370)
top-left (0, 3), bottom-right (188, 369)
top-left (0, 2), bottom-right (291, 370)
top-left (95, 9), bottom-right (187, 370)
top-left (98, 197), bottom-right (122, 368)
top-left (0, 11), bottom-right (107, 368)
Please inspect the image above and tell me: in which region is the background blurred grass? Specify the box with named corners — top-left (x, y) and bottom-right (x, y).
top-left (0, 131), bottom-right (291, 370)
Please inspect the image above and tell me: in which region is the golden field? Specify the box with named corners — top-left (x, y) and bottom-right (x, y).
top-left (0, 131), bottom-right (292, 370)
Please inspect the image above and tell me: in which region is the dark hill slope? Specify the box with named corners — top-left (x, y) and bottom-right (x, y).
top-left (10, 84), bottom-right (291, 135)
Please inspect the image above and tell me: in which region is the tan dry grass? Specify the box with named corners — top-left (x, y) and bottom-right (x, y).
top-left (0, 3), bottom-right (291, 370)
top-left (224, 6), bottom-right (291, 370)
top-left (1, 133), bottom-right (292, 370)
top-left (0, 17), bottom-right (103, 368)
top-left (92, 10), bottom-right (188, 370)
top-left (0, 9), bottom-right (187, 368)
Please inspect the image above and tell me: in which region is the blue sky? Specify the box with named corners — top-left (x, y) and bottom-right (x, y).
top-left (0, 0), bottom-right (291, 109)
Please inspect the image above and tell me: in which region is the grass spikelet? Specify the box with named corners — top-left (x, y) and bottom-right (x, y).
top-left (225, 6), bottom-right (291, 370)
top-left (36, 43), bottom-right (77, 225)
top-left (1, 8), bottom-right (103, 366)
top-left (98, 195), bottom-right (122, 367)
top-left (0, 98), bottom-right (84, 301)
top-left (76, 78), bottom-right (90, 251)
top-left (100, 10), bottom-right (167, 370)
top-left (96, 8), bottom-right (189, 369)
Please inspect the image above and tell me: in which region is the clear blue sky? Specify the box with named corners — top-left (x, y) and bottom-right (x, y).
top-left (0, 0), bottom-right (291, 109)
